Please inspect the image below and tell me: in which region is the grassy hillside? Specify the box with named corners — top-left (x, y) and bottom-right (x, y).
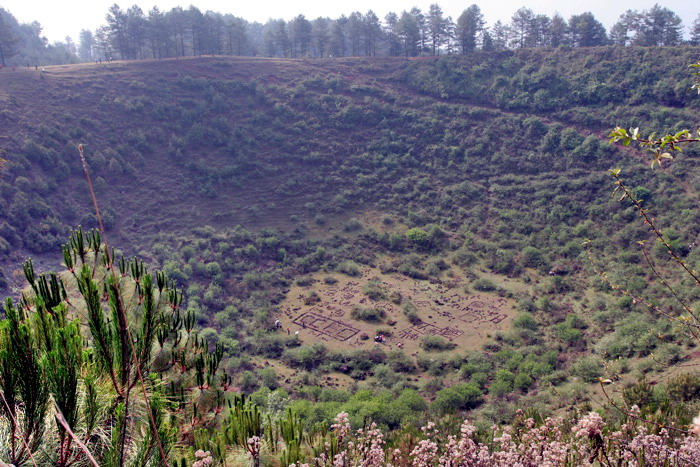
top-left (1, 46), bottom-right (700, 430)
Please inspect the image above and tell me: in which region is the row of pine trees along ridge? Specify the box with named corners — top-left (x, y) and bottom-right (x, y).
top-left (0, 4), bottom-right (699, 66)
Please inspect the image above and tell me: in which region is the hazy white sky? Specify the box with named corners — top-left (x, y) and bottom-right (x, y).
top-left (1, 0), bottom-right (697, 43)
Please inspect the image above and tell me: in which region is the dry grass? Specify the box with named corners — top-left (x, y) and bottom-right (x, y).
top-left (278, 265), bottom-right (516, 355)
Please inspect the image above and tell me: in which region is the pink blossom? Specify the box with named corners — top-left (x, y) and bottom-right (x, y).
top-left (575, 412), bottom-right (605, 438)
top-left (192, 450), bottom-right (213, 467)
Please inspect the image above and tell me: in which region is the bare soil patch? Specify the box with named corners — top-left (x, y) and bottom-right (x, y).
top-left (278, 266), bottom-right (516, 355)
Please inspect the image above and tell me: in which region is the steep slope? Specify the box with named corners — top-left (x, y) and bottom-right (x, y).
top-left (1, 48), bottom-right (700, 422)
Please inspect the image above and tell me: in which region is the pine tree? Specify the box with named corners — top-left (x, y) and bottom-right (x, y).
top-left (274, 19), bottom-right (290, 57)
top-left (410, 7), bottom-right (427, 54)
top-left (289, 14), bottom-right (312, 58)
top-left (609, 11), bottom-right (638, 46)
top-left (636, 4), bottom-right (683, 46)
top-left (0, 227), bottom-right (225, 465)
top-left (0, 12), bottom-right (18, 67)
top-left (329, 16), bottom-right (348, 57)
top-left (397, 11), bottom-right (420, 57)
top-left (347, 12), bottom-right (363, 56)
top-left (456, 5), bottom-right (484, 54)
top-left (126, 5), bottom-right (147, 59)
top-left (384, 12), bottom-right (401, 57)
top-left (362, 11), bottom-right (382, 57)
top-left (490, 20), bottom-right (511, 50)
top-left (691, 14), bottom-right (700, 46)
top-left (106, 4), bottom-right (129, 59)
top-left (529, 14), bottom-right (552, 47)
top-left (510, 7), bottom-right (534, 49)
top-left (427, 3), bottom-right (447, 55)
top-left (481, 30), bottom-right (494, 51)
top-left (568, 12), bottom-right (608, 47)
top-left (311, 17), bottom-right (330, 57)
top-left (611, 6), bottom-right (683, 47)
top-left (78, 29), bottom-right (94, 62)
top-left (226, 16), bottom-right (248, 56)
top-left (549, 13), bottom-right (569, 47)
top-left (187, 6), bottom-right (206, 57)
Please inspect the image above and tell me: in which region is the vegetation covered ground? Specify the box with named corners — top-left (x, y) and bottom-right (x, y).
top-left (1, 46), bottom-right (700, 464)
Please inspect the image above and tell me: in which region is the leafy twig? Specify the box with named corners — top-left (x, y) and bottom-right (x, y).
top-left (609, 127), bottom-right (699, 169)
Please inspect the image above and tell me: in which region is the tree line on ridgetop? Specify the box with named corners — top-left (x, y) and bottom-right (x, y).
top-left (0, 3), bottom-right (699, 67)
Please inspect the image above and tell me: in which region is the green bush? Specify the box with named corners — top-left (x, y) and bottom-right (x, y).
top-left (595, 313), bottom-right (658, 358)
top-left (513, 313), bottom-right (537, 331)
top-left (295, 275), bottom-right (314, 286)
top-left (239, 371), bottom-right (260, 393)
top-left (514, 373), bottom-right (534, 390)
top-left (666, 373), bottom-right (700, 402)
top-left (405, 227), bottom-right (429, 247)
top-left (350, 306), bottom-right (386, 323)
top-left (571, 356), bottom-right (603, 383)
top-left (283, 343), bottom-right (328, 371)
top-left (386, 350), bottom-right (416, 373)
top-left (432, 383), bottom-right (483, 414)
top-left (555, 323), bottom-right (582, 345)
top-left (337, 261), bottom-right (361, 276)
top-left (473, 278), bottom-right (497, 292)
top-left (402, 302), bottom-right (422, 324)
top-left (362, 280), bottom-right (386, 301)
top-left (343, 218), bottom-right (363, 232)
top-left (420, 335), bottom-right (457, 352)
top-left (521, 246), bottom-right (545, 268)
top-left (258, 367), bottom-right (278, 389)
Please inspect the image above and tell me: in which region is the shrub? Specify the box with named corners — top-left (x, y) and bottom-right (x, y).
top-left (514, 372), bottom-right (534, 390)
top-left (343, 218), bottom-right (363, 232)
top-left (416, 354), bottom-right (451, 376)
top-left (666, 373), bottom-right (700, 402)
top-left (350, 306), bottom-right (386, 323)
top-left (489, 379), bottom-right (514, 397)
top-left (258, 367), bottom-right (278, 390)
top-left (513, 312), bottom-right (538, 331)
top-left (372, 365), bottom-right (402, 389)
top-left (432, 383), bottom-right (483, 414)
top-left (473, 278), bottom-right (497, 292)
top-left (470, 372), bottom-right (488, 388)
top-left (459, 352), bottom-right (494, 378)
top-left (337, 261), bottom-right (361, 276)
top-left (199, 327), bottom-right (219, 344)
top-left (402, 302), bottom-right (422, 324)
top-left (420, 335), bottom-right (457, 352)
top-left (388, 291), bottom-right (402, 304)
top-left (240, 371), bottom-right (260, 393)
top-left (571, 356), bottom-right (603, 383)
top-left (252, 334), bottom-right (289, 358)
top-left (386, 350), bottom-right (416, 373)
top-left (556, 324), bottom-right (583, 345)
top-left (521, 246), bottom-right (545, 268)
top-left (452, 249), bottom-right (478, 267)
top-left (362, 280), bottom-right (386, 301)
top-left (405, 227), bottom-right (429, 247)
top-left (304, 290), bottom-right (321, 305)
top-left (295, 276), bottom-right (314, 286)
top-left (595, 313), bottom-right (658, 358)
top-left (283, 344), bottom-right (328, 371)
